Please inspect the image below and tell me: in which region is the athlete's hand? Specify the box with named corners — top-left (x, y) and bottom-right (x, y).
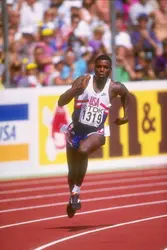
top-left (74, 75), bottom-right (91, 95)
top-left (114, 117), bottom-right (128, 126)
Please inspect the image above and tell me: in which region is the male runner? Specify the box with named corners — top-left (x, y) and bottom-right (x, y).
top-left (58, 54), bottom-right (130, 218)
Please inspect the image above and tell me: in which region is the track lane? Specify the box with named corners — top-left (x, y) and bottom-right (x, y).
top-left (1, 174), bottom-right (167, 200)
top-left (0, 167), bottom-right (166, 189)
top-left (47, 216), bottom-right (167, 250)
top-left (1, 174), bottom-right (167, 196)
top-left (0, 190), bottom-right (167, 227)
top-left (1, 188), bottom-right (167, 214)
top-left (0, 201), bottom-right (167, 250)
top-left (0, 167), bottom-right (167, 250)
top-left (0, 181), bottom-right (166, 210)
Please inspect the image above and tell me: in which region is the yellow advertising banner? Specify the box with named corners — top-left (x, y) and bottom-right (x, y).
top-left (38, 90), bottom-right (167, 165)
top-left (130, 90), bottom-right (161, 156)
top-left (106, 90), bottom-right (164, 159)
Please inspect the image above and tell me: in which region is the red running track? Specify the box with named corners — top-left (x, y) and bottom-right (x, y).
top-left (0, 167), bottom-right (167, 250)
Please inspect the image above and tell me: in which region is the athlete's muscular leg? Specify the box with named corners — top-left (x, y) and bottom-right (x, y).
top-left (75, 151), bottom-right (88, 187)
top-left (71, 134), bottom-right (104, 186)
top-left (66, 134), bottom-right (104, 191)
top-left (66, 143), bottom-right (77, 192)
top-left (66, 143), bottom-right (88, 191)
top-left (78, 133), bottom-right (105, 155)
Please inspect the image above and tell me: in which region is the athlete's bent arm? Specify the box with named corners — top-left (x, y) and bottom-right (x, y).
top-left (58, 76), bottom-right (90, 107)
top-left (110, 82), bottom-right (130, 126)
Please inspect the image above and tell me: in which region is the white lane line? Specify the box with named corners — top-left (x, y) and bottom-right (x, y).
top-left (0, 200), bottom-right (167, 229)
top-left (1, 175), bottom-right (167, 194)
top-left (1, 181), bottom-right (167, 203)
top-left (1, 189), bottom-right (167, 213)
top-left (0, 168), bottom-right (167, 188)
top-left (34, 214), bottom-right (167, 250)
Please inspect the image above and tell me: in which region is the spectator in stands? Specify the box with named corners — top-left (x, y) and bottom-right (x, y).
top-left (151, 0), bottom-right (167, 42)
top-left (18, 27), bottom-right (36, 60)
top-left (131, 13), bottom-right (161, 58)
top-left (19, 0), bottom-right (45, 33)
top-left (50, 0), bottom-right (73, 26)
top-left (61, 50), bottom-right (87, 82)
top-left (135, 51), bottom-right (156, 80)
top-left (33, 46), bottom-right (51, 72)
top-left (87, 53), bottom-right (97, 74)
top-left (48, 56), bottom-right (66, 85)
top-left (129, 0), bottom-right (154, 25)
top-left (122, 0), bottom-right (138, 23)
top-left (38, 28), bottom-right (56, 57)
top-left (60, 51), bottom-right (75, 83)
top-left (65, 12), bottom-right (85, 57)
top-left (32, 45), bottom-right (55, 86)
top-left (8, 26), bottom-right (16, 46)
top-left (81, 0), bottom-right (112, 53)
top-left (6, 0), bottom-right (15, 11)
top-left (9, 41), bottom-right (23, 63)
top-left (67, 33), bottom-right (83, 58)
top-left (88, 26), bottom-right (106, 53)
top-left (42, 8), bottom-right (57, 30)
top-left (94, 0), bottom-right (110, 23)
top-left (8, 10), bottom-right (21, 40)
top-left (1, 0), bottom-right (167, 88)
top-left (49, 3), bottom-right (65, 31)
top-left (18, 62), bottom-right (42, 87)
top-left (149, 0), bottom-right (159, 10)
top-left (154, 38), bottom-right (167, 79)
top-left (10, 61), bottom-right (23, 88)
top-left (75, 46), bottom-right (92, 74)
top-left (80, 45), bottom-right (93, 63)
top-left (81, 0), bottom-right (100, 25)
top-left (70, 13), bottom-right (92, 44)
top-left (116, 45), bottom-right (136, 82)
top-left (115, 14), bottom-right (133, 51)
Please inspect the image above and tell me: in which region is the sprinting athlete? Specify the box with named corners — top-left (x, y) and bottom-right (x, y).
top-left (58, 54), bottom-right (130, 218)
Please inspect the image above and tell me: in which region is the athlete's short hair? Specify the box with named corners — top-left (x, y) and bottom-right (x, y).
top-left (95, 54), bottom-right (112, 65)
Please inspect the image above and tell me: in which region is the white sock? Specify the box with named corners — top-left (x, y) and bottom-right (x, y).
top-left (72, 185), bottom-right (80, 194)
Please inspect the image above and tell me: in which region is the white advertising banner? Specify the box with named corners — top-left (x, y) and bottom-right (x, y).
top-left (0, 81), bottom-right (167, 179)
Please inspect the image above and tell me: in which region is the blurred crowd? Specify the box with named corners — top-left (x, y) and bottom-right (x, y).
top-left (0, 0), bottom-right (167, 89)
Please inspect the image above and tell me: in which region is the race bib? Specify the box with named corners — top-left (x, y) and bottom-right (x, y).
top-left (79, 104), bottom-right (104, 127)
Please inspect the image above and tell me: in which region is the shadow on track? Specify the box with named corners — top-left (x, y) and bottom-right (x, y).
top-left (46, 224), bottom-right (113, 232)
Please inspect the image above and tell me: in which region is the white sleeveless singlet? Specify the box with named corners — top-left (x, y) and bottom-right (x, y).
top-left (74, 75), bottom-right (111, 128)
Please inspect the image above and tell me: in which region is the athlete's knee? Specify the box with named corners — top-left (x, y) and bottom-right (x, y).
top-left (78, 143), bottom-right (88, 154)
